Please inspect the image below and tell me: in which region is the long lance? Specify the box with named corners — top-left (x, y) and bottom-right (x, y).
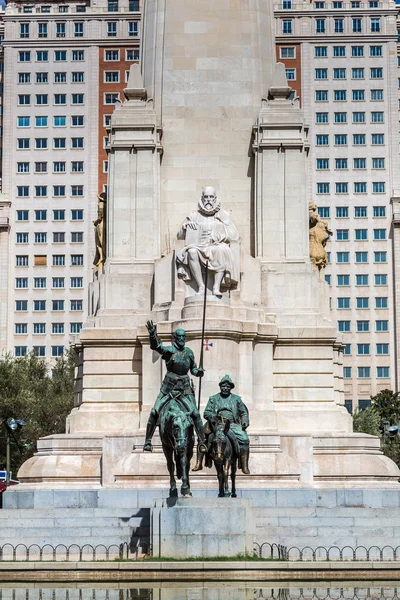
top-left (197, 261), bottom-right (209, 411)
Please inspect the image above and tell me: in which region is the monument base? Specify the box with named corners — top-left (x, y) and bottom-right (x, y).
top-left (152, 497), bottom-right (255, 558)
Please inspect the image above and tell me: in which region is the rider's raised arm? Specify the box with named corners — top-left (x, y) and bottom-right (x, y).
top-left (148, 329), bottom-right (173, 359)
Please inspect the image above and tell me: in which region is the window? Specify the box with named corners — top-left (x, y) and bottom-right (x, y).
top-left (33, 323), bottom-right (46, 334)
top-left (52, 346), bottom-right (64, 357)
top-left (38, 23), bottom-right (48, 38)
top-left (280, 47), bottom-right (295, 59)
top-left (370, 45), bottom-right (382, 57)
top-left (352, 112), bottom-right (365, 124)
top-left (352, 90), bottom-right (365, 101)
top-left (105, 49), bottom-right (120, 61)
top-left (371, 111), bottom-right (384, 123)
top-left (71, 299), bottom-right (83, 311)
top-left (337, 252), bottom-right (349, 263)
top-left (282, 20), bottom-right (293, 34)
top-left (343, 367), bottom-right (352, 379)
top-left (335, 135), bottom-right (347, 146)
top-left (334, 90), bottom-right (346, 101)
top-left (36, 73), bottom-right (48, 84)
top-left (34, 300), bottom-right (46, 311)
top-left (356, 297), bottom-right (369, 309)
top-left (53, 185), bottom-right (66, 197)
top-left (370, 17), bottom-right (380, 32)
top-left (17, 162), bottom-right (29, 174)
top-left (316, 113), bottom-right (328, 124)
top-left (71, 277), bottom-right (83, 288)
top-left (54, 138), bottom-right (66, 149)
top-left (72, 93), bottom-right (84, 105)
top-left (16, 210), bottom-right (29, 221)
top-left (36, 51), bottom-right (48, 62)
top-left (18, 73), bottom-right (31, 84)
top-left (71, 254), bottom-right (84, 266)
top-left (336, 183), bottom-right (348, 194)
top-left (34, 232), bottom-right (47, 244)
top-left (335, 158), bottom-right (347, 170)
top-left (54, 72), bottom-right (67, 83)
top-left (129, 0), bottom-right (139, 10)
top-left (72, 50), bottom-right (85, 61)
top-left (316, 158), bottom-right (329, 170)
top-left (352, 18), bottom-right (362, 33)
top-left (316, 91), bottom-right (328, 102)
top-left (126, 49), bottom-right (140, 61)
top-left (357, 320), bottom-right (370, 332)
top-left (377, 367), bottom-right (390, 379)
top-left (354, 158), bottom-right (366, 170)
top-left (33, 347), bottom-right (46, 357)
top-left (35, 116), bottom-right (48, 128)
top-left (71, 161), bottom-right (84, 172)
top-left (16, 255), bottom-right (29, 267)
top-left (34, 185), bottom-right (47, 198)
top-left (54, 94), bottom-right (67, 105)
top-left (285, 69), bottom-right (296, 81)
top-left (343, 344), bottom-right (351, 355)
top-left (355, 252), bottom-right (368, 263)
top-left (317, 183), bottom-right (330, 194)
top-left (338, 321), bottom-right (351, 332)
top-left (372, 183), bottom-right (385, 194)
top-left (71, 116), bottom-right (84, 127)
top-left (53, 254), bottom-right (65, 266)
top-left (107, 21), bottom-right (118, 36)
top-left (358, 367), bottom-right (370, 379)
top-left (53, 210), bottom-right (65, 222)
top-left (71, 185), bottom-right (84, 196)
top-left (337, 229), bottom-right (349, 240)
top-left (333, 46), bottom-right (346, 57)
top-left (52, 277), bottom-right (65, 289)
top-left (53, 232), bottom-right (65, 243)
top-left (70, 322), bottom-right (83, 334)
top-left (71, 209), bottom-right (84, 220)
top-left (352, 68), bottom-right (364, 80)
top-left (375, 274), bottom-right (387, 286)
top-left (375, 297), bottom-right (388, 309)
top-left (15, 347), bottom-right (27, 357)
top-left (373, 206), bottom-right (385, 217)
top-left (372, 158), bottom-right (385, 170)
top-left (15, 277), bottom-right (28, 289)
top-left (72, 72), bottom-right (84, 83)
top-left (336, 207), bottom-right (348, 218)
top-left (17, 186), bottom-right (29, 197)
top-left (314, 1), bottom-right (325, 6)
top-left (34, 255), bottom-right (47, 267)
top-left (74, 22), bottom-right (84, 37)
top-left (18, 51), bottom-right (31, 62)
top-left (56, 22), bottom-right (66, 37)
top-left (333, 1), bottom-right (343, 6)
top-left (76, 5), bottom-right (86, 11)
top-left (373, 228), bottom-right (386, 240)
top-left (370, 68), bottom-right (382, 80)
top-left (355, 229), bottom-right (367, 240)
top-left (371, 90), bottom-right (383, 102)
top-left (35, 94), bottom-right (48, 106)
top-left (54, 51), bottom-right (67, 62)
top-left (372, 134), bottom-right (384, 145)
top-left (357, 344), bottom-right (370, 355)
top-left (333, 69), bottom-right (346, 80)
top-left (17, 116), bottom-right (30, 128)
top-left (71, 138), bottom-right (84, 149)
top-left (71, 232), bottom-right (84, 243)
top-left (354, 182), bottom-right (367, 194)
top-left (354, 208), bottom-right (367, 221)
top-left (374, 252), bottom-right (387, 263)
top-left (315, 69), bottom-right (328, 80)
top-left (351, 46), bottom-right (364, 57)
top-left (337, 275), bottom-right (350, 286)
top-left (338, 298), bottom-right (350, 309)
top-left (334, 112), bottom-right (347, 124)
top-left (104, 93), bottom-right (120, 105)
top-left (34, 210), bottom-right (47, 221)
top-left (16, 301), bottom-right (28, 311)
top-left (376, 320), bottom-right (388, 332)
top-left (53, 161), bottom-right (66, 173)
top-left (52, 300), bottom-right (64, 311)
top-left (16, 233), bottom-right (29, 244)
top-left (334, 19), bottom-right (344, 34)
top-left (18, 94), bottom-right (31, 106)
top-left (377, 344), bottom-right (389, 356)
top-left (34, 277), bottom-right (47, 289)
top-left (353, 134), bottom-right (365, 146)
top-left (316, 135), bottom-right (329, 146)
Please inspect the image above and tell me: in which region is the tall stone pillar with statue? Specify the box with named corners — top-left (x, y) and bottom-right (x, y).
top-left (14, 0), bottom-right (399, 501)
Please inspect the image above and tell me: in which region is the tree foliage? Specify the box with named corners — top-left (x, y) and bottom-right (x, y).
top-left (0, 348), bottom-right (75, 478)
top-left (353, 389), bottom-right (400, 468)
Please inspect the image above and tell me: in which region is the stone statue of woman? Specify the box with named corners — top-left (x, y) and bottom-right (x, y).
top-left (309, 201), bottom-right (332, 271)
top-left (93, 192), bottom-right (107, 270)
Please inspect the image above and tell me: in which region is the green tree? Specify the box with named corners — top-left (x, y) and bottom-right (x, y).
top-left (0, 348), bottom-right (75, 478)
top-left (353, 389), bottom-right (400, 468)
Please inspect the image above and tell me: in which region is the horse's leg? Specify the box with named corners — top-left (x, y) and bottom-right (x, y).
top-left (231, 455), bottom-right (237, 498)
top-left (164, 444), bottom-right (177, 498)
top-left (216, 464), bottom-right (224, 498)
top-left (223, 457), bottom-right (231, 498)
top-left (183, 433), bottom-right (194, 497)
top-left (180, 453), bottom-right (192, 497)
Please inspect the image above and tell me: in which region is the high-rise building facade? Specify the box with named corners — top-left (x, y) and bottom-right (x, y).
top-left (274, 0), bottom-right (400, 412)
top-left (0, 0), bottom-right (140, 358)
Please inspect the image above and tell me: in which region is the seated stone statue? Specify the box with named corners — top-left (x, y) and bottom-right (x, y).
top-left (176, 186), bottom-right (240, 298)
top-left (143, 321), bottom-right (205, 452)
top-left (193, 374), bottom-right (250, 474)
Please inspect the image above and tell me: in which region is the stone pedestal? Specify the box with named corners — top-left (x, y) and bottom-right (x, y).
top-left (151, 497), bottom-right (255, 558)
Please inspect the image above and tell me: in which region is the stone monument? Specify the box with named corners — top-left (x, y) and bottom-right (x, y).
top-left (5, 0), bottom-right (400, 554)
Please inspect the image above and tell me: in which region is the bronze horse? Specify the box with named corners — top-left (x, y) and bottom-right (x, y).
top-left (159, 400), bottom-right (195, 497)
top-left (208, 419), bottom-right (238, 498)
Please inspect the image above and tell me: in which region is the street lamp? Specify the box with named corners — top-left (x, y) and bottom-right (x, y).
top-left (4, 418), bottom-right (26, 487)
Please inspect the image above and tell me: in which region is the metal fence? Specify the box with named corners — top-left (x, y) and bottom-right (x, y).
top-left (0, 542), bottom-right (150, 561)
top-left (253, 542), bottom-right (400, 561)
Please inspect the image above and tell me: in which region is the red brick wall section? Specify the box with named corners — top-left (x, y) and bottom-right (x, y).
top-left (276, 43), bottom-right (301, 106)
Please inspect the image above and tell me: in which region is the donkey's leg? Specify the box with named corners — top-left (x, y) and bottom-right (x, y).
top-left (164, 445), bottom-right (177, 498)
top-left (223, 458), bottom-right (231, 498)
top-left (231, 456), bottom-right (237, 498)
top-left (217, 464), bottom-right (224, 498)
